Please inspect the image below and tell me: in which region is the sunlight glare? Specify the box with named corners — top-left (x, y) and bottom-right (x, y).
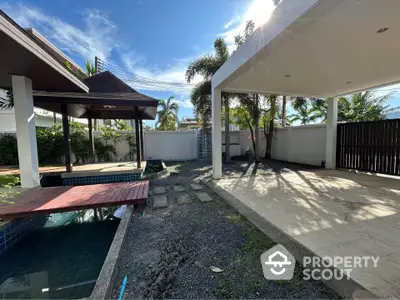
top-left (244, 0), bottom-right (275, 28)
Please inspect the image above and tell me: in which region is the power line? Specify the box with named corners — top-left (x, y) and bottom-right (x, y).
top-left (96, 58), bottom-right (196, 93)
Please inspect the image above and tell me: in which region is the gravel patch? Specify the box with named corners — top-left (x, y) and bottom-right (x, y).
top-left (112, 161), bottom-right (339, 299)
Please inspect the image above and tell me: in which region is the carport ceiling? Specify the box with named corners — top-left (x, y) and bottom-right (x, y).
top-left (213, 0), bottom-right (400, 98)
top-left (0, 10), bottom-right (88, 92)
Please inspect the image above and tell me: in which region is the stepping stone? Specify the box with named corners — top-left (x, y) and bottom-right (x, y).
top-left (153, 186), bottom-right (166, 194)
top-left (153, 195), bottom-right (168, 208)
top-left (177, 193), bottom-right (192, 204)
top-left (195, 192), bottom-right (213, 202)
top-left (190, 183), bottom-right (203, 191)
top-left (173, 185), bottom-right (186, 192)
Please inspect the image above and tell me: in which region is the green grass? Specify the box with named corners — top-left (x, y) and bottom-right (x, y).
top-left (0, 175), bottom-right (20, 187)
top-left (215, 212), bottom-right (276, 298)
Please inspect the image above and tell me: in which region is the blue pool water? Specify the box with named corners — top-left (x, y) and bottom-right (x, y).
top-left (0, 210), bottom-right (119, 299)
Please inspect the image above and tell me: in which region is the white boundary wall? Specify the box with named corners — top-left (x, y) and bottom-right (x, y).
top-left (238, 124), bottom-right (326, 166)
top-left (144, 131), bottom-right (197, 161)
top-left (271, 124), bottom-right (326, 166)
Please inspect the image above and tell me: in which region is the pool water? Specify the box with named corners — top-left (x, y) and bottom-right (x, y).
top-left (0, 211), bottom-right (119, 299)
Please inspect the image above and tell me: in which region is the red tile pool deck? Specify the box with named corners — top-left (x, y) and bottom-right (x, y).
top-left (0, 181), bottom-right (149, 220)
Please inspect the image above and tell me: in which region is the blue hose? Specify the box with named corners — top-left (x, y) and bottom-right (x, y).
top-left (118, 276), bottom-right (127, 300)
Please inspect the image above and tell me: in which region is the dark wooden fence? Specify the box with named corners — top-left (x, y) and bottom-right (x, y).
top-left (336, 119), bottom-right (400, 175)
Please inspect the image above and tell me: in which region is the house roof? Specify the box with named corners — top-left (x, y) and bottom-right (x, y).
top-left (34, 71), bottom-right (159, 120)
top-left (212, 0), bottom-right (400, 98)
top-left (0, 9), bottom-right (88, 92)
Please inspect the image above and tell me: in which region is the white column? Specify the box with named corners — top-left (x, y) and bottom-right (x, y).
top-left (212, 87), bottom-right (222, 179)
top-left (325, 97), bottom-right (338, 169)
top-left (12, 76), bottom-right (40, 188)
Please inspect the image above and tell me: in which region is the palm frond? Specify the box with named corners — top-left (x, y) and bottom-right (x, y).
top-left (0, 89), bottom-right (14, 110)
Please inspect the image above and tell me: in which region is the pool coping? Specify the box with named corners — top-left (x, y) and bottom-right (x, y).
top-left (88, 205), bottom-right (134, 300)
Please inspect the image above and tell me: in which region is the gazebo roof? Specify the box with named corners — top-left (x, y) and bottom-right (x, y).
top-left (34, 71), bottom-right (159, 120)
top-left (0, 10), bottom-right (88, 92)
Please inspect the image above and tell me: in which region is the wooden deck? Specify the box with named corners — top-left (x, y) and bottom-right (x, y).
top-left (0, 181), bottom-right (149, 221)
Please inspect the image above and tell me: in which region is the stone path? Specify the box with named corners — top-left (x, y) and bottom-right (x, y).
top-left (153, 195), bottom-right (168, 208)
top-left (153, 186), bottom-right (166, 194)
top-left (151, 183), bottom-right (212, 208)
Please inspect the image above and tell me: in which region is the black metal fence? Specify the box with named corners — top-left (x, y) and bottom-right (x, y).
top-left (337, 119), bottom-right (400, 175)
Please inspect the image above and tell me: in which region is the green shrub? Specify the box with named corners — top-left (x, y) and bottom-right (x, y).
top-left (95, 139), bottom-right (116, 162)
top-left (70, 122), bottom-right (91, 163)
top-left (0, 133), bottom-right (18, 165)
top-left (36, 125), bottom-right (64, 164)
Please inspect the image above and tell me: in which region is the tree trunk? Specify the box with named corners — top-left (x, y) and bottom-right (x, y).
top-left (254, 94), bottom-right (259, 161)
top-left (282, 96), bottom-right (287, 127)
top-left (224, 96), bottom-right (230, 161)
top-left (53, 112), bottom-right (57, 124)
top-left (265, 96), bottom-right (277, 159)
top-left (248, 121), bottom-right (256, 157)
top-left (265, 120), bottom-right (274, 159)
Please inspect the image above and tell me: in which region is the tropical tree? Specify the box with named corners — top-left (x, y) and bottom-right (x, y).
top-left (113, 119), bottom-right (133, 131)
top-left (65, 60), bottom-right (96, 79)
top-left (338, 91), bottom-right (396, 122)
top-left (0, 89), bottom-right (13, 110)
top-left (186, 37), bottom-right (231, 159)
top-left (264, 95), bottom-right (278, 159)
top-left (301, 91), bottom-right (397, 123)
top-left (156, 96), bottom-right (179, 131)
top-left (289, 97), bottom-right (319, 125)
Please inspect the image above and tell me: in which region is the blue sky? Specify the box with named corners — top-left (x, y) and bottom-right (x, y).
top-left (1, 0), bottom-right (400, 126)
top-left (1, 0), bottom-right (273, 127)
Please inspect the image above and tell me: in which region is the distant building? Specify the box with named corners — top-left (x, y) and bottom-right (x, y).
top-left (177, 116), bottom-right (239, 131)
top-left (178, 117), bottom-right (206, 131)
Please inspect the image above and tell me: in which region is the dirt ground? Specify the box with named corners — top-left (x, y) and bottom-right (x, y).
top-left (112, 160), bottom-right (339, 299)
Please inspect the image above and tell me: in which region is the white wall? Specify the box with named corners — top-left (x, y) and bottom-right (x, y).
top-left (0, 111), bottom-right (17, 132)
top-left (144, 131), bottom-right (197, 161)
top-left (0, 108), bottom-right (87, 133)
top-left (271, 124), bottom-right (326, 166)
top-left (239, 129), bottom-right (266, 157)
top-left (237, 124), bottom-right (326, 166)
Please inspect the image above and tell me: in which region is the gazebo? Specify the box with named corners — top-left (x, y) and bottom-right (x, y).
top-left (33, 71), bottom-right (158, 173)
top-left (0, 9), bottom-right (158, 187)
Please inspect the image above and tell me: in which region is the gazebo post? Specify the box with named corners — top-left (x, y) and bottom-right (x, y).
top-left (135, 107), bottom-right (141, 168)
top-left (88, 118), bottom-right (95, 163)
top-left (61, 104), bottom-right (72, 172)
top-left (139, 118), bottom-right (144, 160)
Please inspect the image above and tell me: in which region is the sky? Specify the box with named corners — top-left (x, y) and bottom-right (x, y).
top-left (0, 0), bottom-right (277, 127)
top-left (1, 0), bottom-right (400, 127)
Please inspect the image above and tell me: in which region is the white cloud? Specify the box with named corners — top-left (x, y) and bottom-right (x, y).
top-left (0, 2), bottom-right (202, 96)
top-left (221, 0), bottom-right (276, 51)
top-left (120, 54), bottom-right (203, 95)
top-left (1, 3), bottom-right (117, 61)
top-left (173, 98), bottom-right (193, 109)
top-left (224, 16), bottom-right (239, 29)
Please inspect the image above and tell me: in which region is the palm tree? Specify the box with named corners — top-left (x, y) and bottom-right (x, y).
top-left (305, 91), bottom-right (397, 123)
top-left (338, 91), bottom-right (396, 122)
top-left (156, 96), bottom-right (179, 130)
top-left (289, 97), bottom-right (318, 125)
top-left (186, 37), bottom-right (231, 159)
top-left (0, 89), bottom-right (14, 110)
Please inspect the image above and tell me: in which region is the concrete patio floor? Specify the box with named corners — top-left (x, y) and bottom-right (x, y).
top-left (206, 161), bottom-right (400, 299)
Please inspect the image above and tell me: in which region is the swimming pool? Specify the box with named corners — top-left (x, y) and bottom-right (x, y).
top-left (0, 210), bottom-right (120, 299)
